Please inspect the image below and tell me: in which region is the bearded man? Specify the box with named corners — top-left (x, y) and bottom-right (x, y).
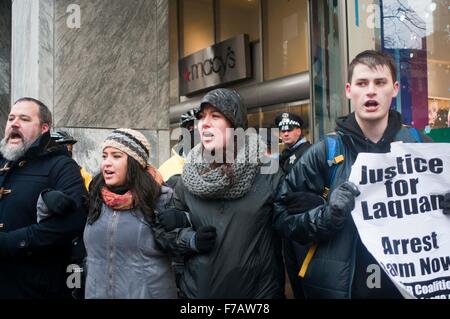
top-left (0, 97), bottom-right (87, 298)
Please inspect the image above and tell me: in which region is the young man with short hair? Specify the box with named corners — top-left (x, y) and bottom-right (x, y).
top-left (274, 50), bottom-right (444, 299)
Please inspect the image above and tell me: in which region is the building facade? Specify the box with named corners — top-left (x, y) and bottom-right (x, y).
top-left (169, 0), bottom-right (450, 144)
top-left (1, 0), bottom-right (449, 175)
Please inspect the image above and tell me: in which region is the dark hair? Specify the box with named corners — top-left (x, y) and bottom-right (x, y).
top-left (88, 156), bottom-right (161, 224)
top-left (14, 97), bottom-right (52, 127)
top-left (348, 50), bottom-right (397, 84)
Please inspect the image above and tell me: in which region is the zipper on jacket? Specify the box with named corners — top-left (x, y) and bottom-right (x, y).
top-left (107, 210), bottom-right (120, 298)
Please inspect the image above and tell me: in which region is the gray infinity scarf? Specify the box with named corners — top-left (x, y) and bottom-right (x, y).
top-left (182, 134), bottom-right (266, 200)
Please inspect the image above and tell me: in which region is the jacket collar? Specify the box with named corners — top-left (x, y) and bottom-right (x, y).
top-left (335, 110), bottom-right (402, 154)
top-left (21, 132), bottom-right (67, 161)
top-left (287, 137), bottom-right (307, 151)
top-left (23, 131), bottom-right (52, 159)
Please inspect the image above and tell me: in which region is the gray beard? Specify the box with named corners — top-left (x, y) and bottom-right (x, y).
top-left (0, 137), bottom-right (33, 161)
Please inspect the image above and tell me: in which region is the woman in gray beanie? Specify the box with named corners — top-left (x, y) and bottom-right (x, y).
top-left (158, 88), bottom-right (285, 298)
top-left (83, 128), bottom-right (177, 299)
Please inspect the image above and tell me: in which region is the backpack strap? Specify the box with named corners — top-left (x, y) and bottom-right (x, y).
top-left (298, 133), bottom-right (344, 278)
top-left (323, 134), bottom-right (344, 199)
top-left (408, 127), bottom-right (422, 142)
top-left (298, 243), bottom-right (318, 278)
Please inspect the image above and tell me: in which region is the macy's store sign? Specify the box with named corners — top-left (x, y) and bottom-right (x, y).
top-left (179, 34), bottom-right (251, 96)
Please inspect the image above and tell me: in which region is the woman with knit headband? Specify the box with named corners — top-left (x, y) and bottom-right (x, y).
top-left (157, 88), bottom-right (286, 298)
top-left (83, 128), bottom-right (177, 298)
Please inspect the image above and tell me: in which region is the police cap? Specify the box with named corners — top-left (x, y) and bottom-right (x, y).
top-left (274, 112), bottom-right (303, 131)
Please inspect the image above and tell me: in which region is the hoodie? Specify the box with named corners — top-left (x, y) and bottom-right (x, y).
top-left (335, 109), bottom-right (403, 155)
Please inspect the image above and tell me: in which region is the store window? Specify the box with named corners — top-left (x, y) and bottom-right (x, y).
top-left (180, 0), bottom-right (215, 57)
top-left (173, 0), bottom-right (262, 100)
top-left (310, 0), bottom-right (346, 140)
top-left (217, 0), bottom-right (260, 42)
top-left (262, 0), bottom-right (309, 81)
top-left (171, 0), bottom-right (312, 144)
top-left (347, 0), bottom-right (450, 142)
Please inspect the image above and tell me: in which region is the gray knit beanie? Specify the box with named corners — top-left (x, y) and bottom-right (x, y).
top-left (197, 88), bottom-right (247, 129)
top-left (102, 128), bottom-right (150, 169)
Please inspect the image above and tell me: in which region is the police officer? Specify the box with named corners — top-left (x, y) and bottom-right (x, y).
top-left (275, 112), bottom-right (310, 173)
top-left (274, 112), bottom-right (312, 299)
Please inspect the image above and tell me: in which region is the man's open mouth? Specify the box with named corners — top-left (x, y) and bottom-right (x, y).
top-left (364, 100), bottom-right (379, 107)
top-left (7, 131), bottom-right (23, 142)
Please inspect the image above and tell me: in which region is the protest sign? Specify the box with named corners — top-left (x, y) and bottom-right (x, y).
top-left (349, 143), bottom-right (450, 299)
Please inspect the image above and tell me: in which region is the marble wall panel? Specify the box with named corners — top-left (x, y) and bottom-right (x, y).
top-left (0, 94), bottom-right (9, 136)
top-left (0, 0), bottom-right (11, 50)
top-left (54, 0), bottom-right (169, 130)
top-left (38, 0), bottom-right (54, 110)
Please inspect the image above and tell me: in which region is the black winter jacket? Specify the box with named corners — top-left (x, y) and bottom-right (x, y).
top-left (0, 132), bottom-right (88, 298)
top-left (273, 111), bottom-right (432, 298)
top-left (279, 139), bottom-right (311, 173)
top-left (172, 164), bottom-right (285, 298)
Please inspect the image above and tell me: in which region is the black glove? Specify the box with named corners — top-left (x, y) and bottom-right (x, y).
top-left (442, 192), bottom-right (450, 215)
top-left (326, 181), bottom-right (360, 227)
top-left (158, 208), bottom-right (190, 231)
top-left (285, 192), bottom-right (325, 215)
top-left (193, 225), bottom-right (217, 253)
top-left (42, 189), bottom-right (76, 215)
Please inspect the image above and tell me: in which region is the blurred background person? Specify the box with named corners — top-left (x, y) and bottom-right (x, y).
top-left (159, 110), bottom-right (199, 188)
top-left (51, 130), bottom-right (92, 190)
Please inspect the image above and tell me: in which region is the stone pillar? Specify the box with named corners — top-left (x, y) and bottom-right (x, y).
top-left (11, 0), bottom-right (54, 109)
top-left (0, 0), bottom-right (12, 135)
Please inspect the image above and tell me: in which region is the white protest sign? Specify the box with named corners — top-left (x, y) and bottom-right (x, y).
top-left (348, 143), bottom-right (450, 299)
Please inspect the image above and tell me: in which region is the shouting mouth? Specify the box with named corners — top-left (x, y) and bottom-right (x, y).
top-left (7, 131), bottom-right (24, 144)
top-left (103, 170), bottom-right (115, 179)
top-left (364, 100), bottom-right (379, 111)
top-left (202, 131), bottom-right (215, 142)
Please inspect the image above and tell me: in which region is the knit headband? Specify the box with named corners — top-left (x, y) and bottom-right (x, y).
top-left (102, 128), bottom-right (150, 168)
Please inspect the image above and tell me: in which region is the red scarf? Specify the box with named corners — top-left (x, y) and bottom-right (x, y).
top-left (101, 187), bottom-right (134, 210)
top-left (99, 165), bottom-right (162, 210)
